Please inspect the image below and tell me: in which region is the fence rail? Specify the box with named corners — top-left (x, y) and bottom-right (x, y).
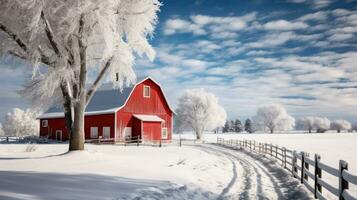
top-left (216, 137), bottom-right (357, 200)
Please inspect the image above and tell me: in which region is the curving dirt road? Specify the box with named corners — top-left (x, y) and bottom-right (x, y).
top-left (196, 144), bottom-right (313, 200)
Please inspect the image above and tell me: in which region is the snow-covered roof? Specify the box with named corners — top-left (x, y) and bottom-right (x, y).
top-left (133, 114), bottom-right (164, 122)
top-left (38, 76), bottom-right (174, 119)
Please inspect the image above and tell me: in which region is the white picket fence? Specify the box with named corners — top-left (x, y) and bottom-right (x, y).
top-left (217, 137), bottom-right (357, 200)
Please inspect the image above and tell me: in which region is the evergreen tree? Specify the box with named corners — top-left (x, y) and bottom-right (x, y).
top-left (244, 119), bottom-right (253, 133)
top-left (234, 119), bottom-right (242, 133)
top-left (229, 120), bottom-right (235, 132)
top-left (222, 120), bottom-right (230, 133)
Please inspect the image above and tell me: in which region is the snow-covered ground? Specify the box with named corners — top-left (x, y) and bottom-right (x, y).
top-left (176, 132), bottom-right (357, 199)
top-left (0, 143), bottom-right (311, 200)
top-left (177, 132), bottom-right (357, 173)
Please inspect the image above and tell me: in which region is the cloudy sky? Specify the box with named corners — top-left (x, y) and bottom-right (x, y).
top-left (1, 0), bottom-right (357, 122)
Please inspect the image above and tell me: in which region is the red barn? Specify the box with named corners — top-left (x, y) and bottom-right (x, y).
top-left (38, 77), bottom-right (174, 143)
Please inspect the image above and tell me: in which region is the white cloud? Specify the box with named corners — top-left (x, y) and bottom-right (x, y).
top-left (287, 0), bottom-right (335, 9)
top-left (263, 20), bottom-right (309, 30)
top-left (163, 18), bottom-right (205, 35)
top-left (328, 33), bottom-right (354, 41)
top-left (298, 11), bottom-right (328, 21)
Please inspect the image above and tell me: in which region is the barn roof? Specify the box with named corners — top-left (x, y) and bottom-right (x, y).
top-left (38, 76), bottom-right (174, 119)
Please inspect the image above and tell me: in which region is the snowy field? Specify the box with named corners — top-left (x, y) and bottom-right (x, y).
top-left (0, 143), bottom-right (312, 200)
top-left (177, 132), bottom-right (357, 173)
top-left (176, 132), bottom-right (357, 199)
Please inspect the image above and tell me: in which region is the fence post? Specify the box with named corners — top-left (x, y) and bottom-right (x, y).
top-left (281, 147), bottom-right (284, 166)
top-left (314, 154), bottom-right (322, 199)
top-left (270, 143), bottom-right (273, 157)
top-left (292, 151), bottom-right (297, 177)
top-left (282, 147), bottom-right (286, 169)
top-left (276, 145), bottom-right (278, 158)
top-left (159, 139), bottom-right (162, 148)
top-left (339, 160), bottom-right (349, 200)
top-left (137, 138), bottom-right (139, 147)
top-left (304, 153), bottom-right (309, 182)
top-left (301, 152), bottom-right (305, 184)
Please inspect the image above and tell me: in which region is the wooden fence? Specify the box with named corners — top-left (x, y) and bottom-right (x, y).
top-left (217, 137), bottom-right (357, 200)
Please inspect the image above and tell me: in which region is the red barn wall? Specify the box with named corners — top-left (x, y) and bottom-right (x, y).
top-left (116, 79), bottom-right (173, 141)
top-left (39, 113), bottom-right (115, 141)
top-left (40, 118), bottom-right (69, 141)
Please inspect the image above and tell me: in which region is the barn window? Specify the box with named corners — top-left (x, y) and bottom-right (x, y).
top-left (42, 120), bottom-right (48, 127)
top-left (143, 85), bottom-right (150, 98)
top-left (90, 127), bottom-right (98, 138)
top-left (161, 128), bottom-right (168, 139)
top-left (103, 127), bottom-right (110, 139)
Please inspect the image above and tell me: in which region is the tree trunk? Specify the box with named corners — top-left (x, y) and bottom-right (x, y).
top-left (270, 129), bottom-right (274, 134)
top-left (195, 131), bottom-right (202, 140)
top-left (337, 129), bottom-right (341, 133)
top-left (309, 129), bottom-right (311, 133)
top-left (69, 99), bottom-right (85, 151)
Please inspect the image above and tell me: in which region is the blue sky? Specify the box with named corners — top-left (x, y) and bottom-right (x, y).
top-left (1, 0), bottom-right (357, 122)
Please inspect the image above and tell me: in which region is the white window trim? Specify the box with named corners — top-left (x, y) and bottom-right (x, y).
top-left (103, 127), bottom-right (110, 139)
top-left (42, 120), bottom-right (48, 127)
top-left (143, 85), bottom-right (150, 98)
top-left (90, 127), bottom-right (98, 139)
top-left (161, 127), bottom-right (168, 139)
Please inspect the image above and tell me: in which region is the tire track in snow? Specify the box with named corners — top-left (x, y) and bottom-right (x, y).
top-left (195, 144), bottom-right (313, 200)
top-left (196, 145), bottom-right (259, 200)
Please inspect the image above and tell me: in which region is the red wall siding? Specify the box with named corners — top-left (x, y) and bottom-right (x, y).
top-left (116, 79), bottom-right (173, 141)
top-left (39, 118), bottom-right (68, 140)
top-left (39, 113), bottom-right (115, 141)
top-left (84, 114), bottom-right (115, 139)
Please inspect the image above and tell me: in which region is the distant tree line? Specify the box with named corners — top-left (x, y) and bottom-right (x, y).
top-left (222, 119), bottom-right (254, 133)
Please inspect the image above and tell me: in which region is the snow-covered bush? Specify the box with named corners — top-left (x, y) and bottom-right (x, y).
top-left (253, 104), bottom-right (295, 133)
top-left (0, 123), bottom-right (4, 136)
top-left (330, 120), bottom-right (351, 133)
top-left (175, 89), bottom-right (227, 140)
top-left (352, 123), bottom-right (357, 132)
top-left (313, 117), bottom-right (330, 133)
top-left (3, 108), bottom-right (39, 137)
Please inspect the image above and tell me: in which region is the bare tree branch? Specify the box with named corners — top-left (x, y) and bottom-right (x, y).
top-left (0, 22), bottom-right (28, 53)
top-left (40, 10), bottom-right (62, 57)
top-left (86, 56), bottom-right (113, 106)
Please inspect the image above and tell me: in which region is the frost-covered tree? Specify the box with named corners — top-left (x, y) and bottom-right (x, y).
top-left (244, 118), bottom-right (253, 133)
top-left (300, 117), bottom-right (316, 133)
top-left (313, 117), bottom-right (330, 133)
top-left (234, 119), bottom-right (242, 133)
top-left (330, 120), bottom-right (351, 133)
top-left (3, 108), bottom-right (39, 137)
top-left (0, 0), bottom-right (161, 150)
top-left (175, 89), bottom-right (227, 140)
top-left (253, 104), bottom-right (295, 133)
top-left (0, 123), bottom-right (4, 136)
